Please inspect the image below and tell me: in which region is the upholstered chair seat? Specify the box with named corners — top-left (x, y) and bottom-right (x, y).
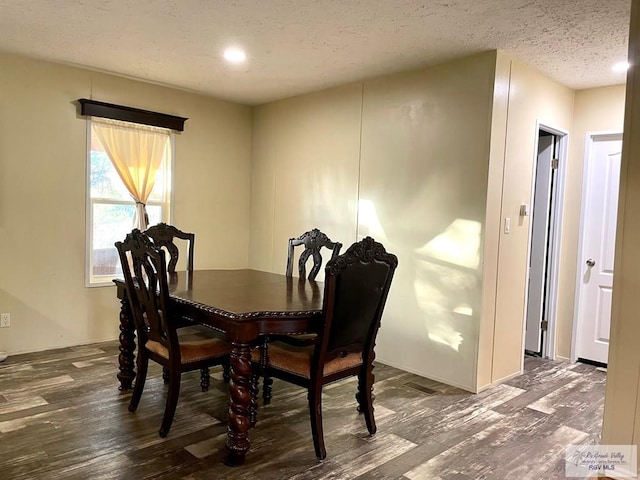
top-left (147, 337), bottom-right (230, 364)
top-left (252, 341), bottom-right (362, 379)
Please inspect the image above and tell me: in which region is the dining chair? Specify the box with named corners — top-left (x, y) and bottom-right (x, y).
top-left (285, 228), bottom-right (342, 281)
top-left (144, 222), bottom-right (194, 273)
top-left (144, 223), bottom-right (230, 387)
top-left (252, 236), bottom-right (398, 460)
top-left (115, 229), bottom-right (231, 438)
top-left (260, 228), bottom-right (343, 405)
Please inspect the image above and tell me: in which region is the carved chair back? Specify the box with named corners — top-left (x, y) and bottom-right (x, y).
top-left (314, 237), bottom-right (398, 375)
top-left (144, 223), bottom-right (195, 273)
top-left (285, 228), bottom-right (342, 281)
top-left (115, 229), bottom-right (181, 363)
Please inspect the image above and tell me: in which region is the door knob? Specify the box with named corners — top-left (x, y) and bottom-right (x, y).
top-left (586, 258), bottom-right (596, 267)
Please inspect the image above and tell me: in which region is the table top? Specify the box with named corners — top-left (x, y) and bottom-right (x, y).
top-left (163, 269), bottom-right (324, 319)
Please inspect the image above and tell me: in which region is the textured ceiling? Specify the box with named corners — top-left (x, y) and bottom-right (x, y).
top-left (0, 0), bottom-right (631, 105)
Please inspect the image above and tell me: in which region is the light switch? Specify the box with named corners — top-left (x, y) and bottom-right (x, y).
top-left (504, 217), bottom-right (511, 234)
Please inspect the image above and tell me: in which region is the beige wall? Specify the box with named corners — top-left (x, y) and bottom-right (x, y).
top-left (360, 53), bottom-right (497, 391)
top-left (249, 51), bottom-right (594, 392)
top-left (250, 52), bottom-right (498, 391)
top-left (485, 57), bottom-right (574, 386)
top-left (2, 47), bottom-right (624, 397)
top-left (476, 52), bottom-right (511, 389)
top-left (554, 85), bottom-right (626, 359)
top-left (249, 84), bottom-right (363, 275)
top-left (0, 53), bottom-right (252, 355)
top-left (602, 0), bottom-right (640, 456)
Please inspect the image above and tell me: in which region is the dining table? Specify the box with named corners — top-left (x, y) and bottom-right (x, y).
top-left (113, 268), bottom-right (324, 466)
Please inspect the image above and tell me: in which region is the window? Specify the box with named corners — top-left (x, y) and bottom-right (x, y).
top-left (86, 118), bottom-right (173, 286)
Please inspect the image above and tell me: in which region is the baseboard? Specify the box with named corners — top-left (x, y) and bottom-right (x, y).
top-left (577, 357), bottom-right (608, 369)
top-left (476, 370), bottom-right (523, 393)
top-left (5, 335), bottom-right (119, 357)
top-left (375, 358), bottom-right (475, 393)
top-left (376, 359), bottom-right (525, 394)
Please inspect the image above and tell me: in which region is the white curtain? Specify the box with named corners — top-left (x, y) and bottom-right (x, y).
top-left (92, 118), bottom-right (170, 230)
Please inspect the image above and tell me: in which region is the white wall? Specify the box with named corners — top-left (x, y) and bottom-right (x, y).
top-left (249, 84), bottom-right (363, 275)
top-left (3, 47), bottom-right (622, 398)
top-left (359, 53), bottom-right (496, 391)
top-left (476, 52), bottom-right (511, 389)
top-left (483, 56), bottom-right (574, 387)
top-left (250, 52), bottom-right (498, 391)
top-left (0, 53), bottom-right (252, 355)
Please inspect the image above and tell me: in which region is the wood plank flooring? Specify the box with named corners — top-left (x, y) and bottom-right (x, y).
top-left (0, 337), bottom-right (606, 479)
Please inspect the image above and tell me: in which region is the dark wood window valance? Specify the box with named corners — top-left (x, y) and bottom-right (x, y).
top-left (78, 99), bottom-right (187, 131)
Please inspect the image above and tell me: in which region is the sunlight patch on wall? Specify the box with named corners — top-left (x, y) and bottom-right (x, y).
top-left (357, 199), bottom-right (387, 240)
top-left (428, 326), bottom-right (465, 352)
top-left (413, 218), bottom-right (482, 352)
top-left (453, 305), bottom-right (473, 316)
top-left (415, 219), bottom-right (481, 269)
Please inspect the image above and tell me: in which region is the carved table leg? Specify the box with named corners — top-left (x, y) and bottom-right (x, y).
top-left (225, 341), bottom-right (252, 466)
top-left (117, 296), bottom-right (136, 391)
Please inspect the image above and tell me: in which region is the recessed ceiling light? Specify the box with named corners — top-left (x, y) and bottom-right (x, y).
top-left (612, 61), bottom-right (630, 73)
top-left (223, 47), bottom-right (246, 64)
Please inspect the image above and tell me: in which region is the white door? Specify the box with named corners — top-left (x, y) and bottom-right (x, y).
top-left (525, 134), bottom-right (555, 353)
top-left (575, 133), bottom-right (622, 365)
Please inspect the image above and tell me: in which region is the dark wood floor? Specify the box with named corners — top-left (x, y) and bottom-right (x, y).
top-left (0, 335), bottom-right (605, 480)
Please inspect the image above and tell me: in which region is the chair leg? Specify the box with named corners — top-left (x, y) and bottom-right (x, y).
top-left (355, 388), bottom-right (376, 413)
top-left (250, 369), bottom-right (259, 428)
top-left (222, 358), bottom-right (231, 383)
top-left (200, 367), bottom-right (210, 392)
top-left (162, 367), bottom-right (169, 384)
top-left (263, 377), bottom-right (273, 405)
top-left (260, 337), bottom-right (273, 405)
top-left (308, 386), bottom-right (326, 460)
top-left (129, 350), bottom-right (149, 413)
top-left (357, 368), bottom-right (377, 435)
top-left (159, 370), bottom-right (181, 438)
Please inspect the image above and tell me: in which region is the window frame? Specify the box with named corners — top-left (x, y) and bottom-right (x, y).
top-left (85, 117), bottom-right (175, 287)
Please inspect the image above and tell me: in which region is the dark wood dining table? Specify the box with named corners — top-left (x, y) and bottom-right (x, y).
top-left (114, 268), bottom-right (323, 466)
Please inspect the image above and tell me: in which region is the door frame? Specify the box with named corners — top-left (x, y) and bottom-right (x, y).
top-left (523, 122), bottom-right (568, 361)
top-left (570, 131), bottom-right (623, 362)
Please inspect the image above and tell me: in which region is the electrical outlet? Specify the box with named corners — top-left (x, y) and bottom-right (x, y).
top-left (0, 313), bottom-right (10, 328)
